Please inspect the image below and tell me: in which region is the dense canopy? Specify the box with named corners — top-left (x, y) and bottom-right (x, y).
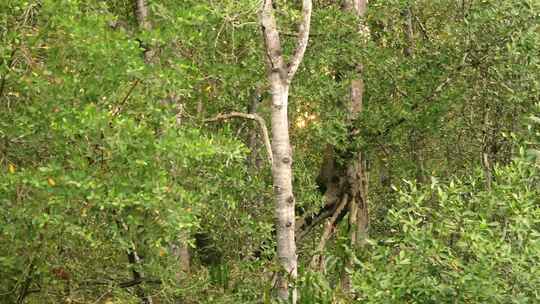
top-left (1, 0), bottom-right (539, 303)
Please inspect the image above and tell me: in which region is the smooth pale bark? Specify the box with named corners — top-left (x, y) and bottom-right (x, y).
top-left (260, 0), bottom-right (312, 302)
top-left (135, 0), bottom-right (150, 30)
top-left (134, 0), bottom-right (152, 62)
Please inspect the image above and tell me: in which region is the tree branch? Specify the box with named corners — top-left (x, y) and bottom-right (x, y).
top-left (286, 0), bottom-right (313, 82)
top-left (310, 194), bottom-right (349, 270)
top-left (296, 207), bottom-right (334, 242)
top-left (111, 79), bottom-right (141, 116)
top-left (205, 112), bottom-right (273, 165)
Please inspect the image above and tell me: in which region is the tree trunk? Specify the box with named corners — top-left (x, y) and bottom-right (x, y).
top-left (127, 246), bottom-right (153, 304)
top-left (298, 4), bottom-right (369, 287)
top-left (270, 80), bottom-right (297, 302)
top-left (402, 5), bottom-right (427, 185)
top-left (260, 0), bottom-right (312, 302)
top-left (134, 0), bottom-right (152, 63)
top-left (403, 6), bottom-right (415, 57)
top-left (341, 1), bottom-right (369, 294)
top-left (171, 232), bottom-right (191, 277)
top-left (135, 0), bottom-right (150, 30)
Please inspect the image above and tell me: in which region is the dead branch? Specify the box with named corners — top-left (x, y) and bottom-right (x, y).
top-left (111, 79), bottom-right (141, 116)
top-left (205, 112), bottom-right (273, 165)
top-left (310, 194), bottom-right (349, 271)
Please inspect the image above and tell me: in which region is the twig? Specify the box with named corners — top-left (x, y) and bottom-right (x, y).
top-left (91, 290), bottom-right (111, 304)
top-left (111, 79), bottom-right (141, 116)
top-left (205, 112), bottom-right (273, 165)
top-left (414, 15), bottom-right (430, 41)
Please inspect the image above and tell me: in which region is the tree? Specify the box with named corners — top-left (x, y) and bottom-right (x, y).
top-left (260, 0), bottom-right (312, 301)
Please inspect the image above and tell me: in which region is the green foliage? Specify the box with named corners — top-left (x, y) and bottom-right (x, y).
top-left (1, 0), bottom-right (539, 302)
top-left (353, 157), bottom-right (540, 303)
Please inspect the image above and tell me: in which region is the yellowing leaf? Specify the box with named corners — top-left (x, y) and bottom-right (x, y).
top-left (159, 248), bottom-right (167, 257)
top-left (8, 164), bottom-right (15, 174)
top-left (47, 178), bottom-right (56, 187)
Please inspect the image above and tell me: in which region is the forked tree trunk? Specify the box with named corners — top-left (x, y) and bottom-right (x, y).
top-left (260, 0), bottom-right (312, 302)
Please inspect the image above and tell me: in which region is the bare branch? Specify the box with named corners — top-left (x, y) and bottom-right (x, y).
top-left (286, 0), bottom-right (313, 82)
top-left (310, 194), bottom-right (349, 271)
top-left (111, 79), bottom-right (141, 116)
top-left (205, 112), bottom-right (273, 165)
top-left (296, 207), bottom-right (334, 242)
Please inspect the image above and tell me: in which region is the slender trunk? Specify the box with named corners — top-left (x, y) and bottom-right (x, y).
top-left (260, 1), bottom-right (312, 302)
top-left (410, 131), bottom-right (427, 184)
top-left (482, 108), bottom-right (493, 191)
top-left (135, 0), bottom-right (149, 29)
top-left (269, 80), bottom-right (297, 302)
top-left (134, 0), bottom-right (152, 63)
top-left (16, 261), bottom-right (35, 304)
top-left (125, 4), bottom-right (154, 303)
top-left (178, 243), bottom-right (191, 274)
top-left (403, 6), bottom-right (415, 57)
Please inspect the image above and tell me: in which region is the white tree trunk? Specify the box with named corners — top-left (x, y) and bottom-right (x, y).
top-left (269, 79), bottom-right (296, 302)
top-left (260, 0), bottom-right (312, 302)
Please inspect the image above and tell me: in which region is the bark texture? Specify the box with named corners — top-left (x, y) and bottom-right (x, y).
top-left (260, 0), bottom-right (312, 302)
top-left (342, 1), bottom-right (369, 293)
top-left (134, 0), bottom-right (153, 63)
top-left (135, 0), bottom-right (150, 30)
